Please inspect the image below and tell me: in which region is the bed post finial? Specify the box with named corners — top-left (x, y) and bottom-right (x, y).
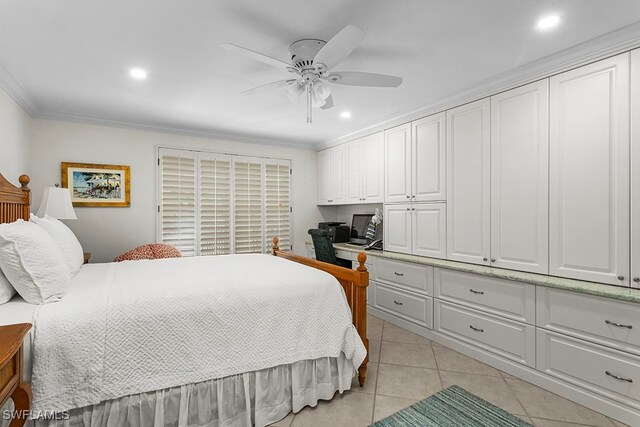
top-left (19, 175), bottom-right (30, 189)
top-left (357, 252), bottom-right (367, 272)
top-left (272, 236), bottom-right (279, 255)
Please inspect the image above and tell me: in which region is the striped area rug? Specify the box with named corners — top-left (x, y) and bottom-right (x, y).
top-left (371, 385), bottom-right (532, 427)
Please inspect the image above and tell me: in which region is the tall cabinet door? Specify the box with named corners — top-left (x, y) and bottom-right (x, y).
top-left (413, 203), bottom-right (447, 259)
top-left (384, 123), bottom-right (412, 203)
top-left (490, 80), bottom-right (549, 274)
top-left (330, 145), bottom-right (346, 204)
top-left (345, 139), bottom-right (362, 204)
top-left (549, 53), bottom-right (630, 286)
top-left (362, 132), bottom-right (384, 203)
top-left (631, 49), bottom-right (640, 289)
top-left (317, 149), bottom-right (331, 204)
top-left (384, 204), bottom-right (412, 254)
top-left (446, 98), bottom-right (491, 265)
top-left (413, 113), bottom-right (446, 202)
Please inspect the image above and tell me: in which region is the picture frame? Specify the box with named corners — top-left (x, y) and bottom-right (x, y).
top-left (61, 162), bottom-right (130, 207)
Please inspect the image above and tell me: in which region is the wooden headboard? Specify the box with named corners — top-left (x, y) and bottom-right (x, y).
top-left (0, 174), bottom-right (31, 224)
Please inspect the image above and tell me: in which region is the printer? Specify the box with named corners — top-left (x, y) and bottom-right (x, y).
top-left (318, 221), bottom-right (351, 243)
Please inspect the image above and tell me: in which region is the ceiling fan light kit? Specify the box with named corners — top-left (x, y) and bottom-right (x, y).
top-left (222, 25), bottom-right (403, 123)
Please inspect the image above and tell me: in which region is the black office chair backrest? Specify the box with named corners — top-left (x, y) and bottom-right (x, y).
top-left (308, 229), bottom-right (338, 265)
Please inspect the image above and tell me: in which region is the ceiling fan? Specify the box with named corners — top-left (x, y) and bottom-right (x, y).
top-left (222, 25), bottom-right (403, 123)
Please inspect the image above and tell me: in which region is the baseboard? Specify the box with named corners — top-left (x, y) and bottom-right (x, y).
top-left (367, 305), bottom-right (640, 425)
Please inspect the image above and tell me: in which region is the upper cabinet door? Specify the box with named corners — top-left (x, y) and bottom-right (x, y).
top-left (385, 123), bottom-right (412, 203)
top-left (413, 113), bottom-right (446, 202)
top-left (361, 132), bottom-right (385, 203)
top-left (446, 98), bottom-right (491, 265)
top-left (549, 53), bottom-right (630, 286)
top-left (491, 80), bottom-right (549, 274)
top-left (330, 145), bottom-right (346, 204)
top-left (345, 139), bottom-right (362, 204)
top-left (412, 203), bottom-right (447, 259)
top-left (317, 149), bottom-right (331, 204)
top-left (384, 203), bottom-right (412, 254)
top-left (633, 49), bottom-right (640, 289)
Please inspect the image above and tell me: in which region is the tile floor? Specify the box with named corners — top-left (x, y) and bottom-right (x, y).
top-left (271, 315), bottom-right (631, 427)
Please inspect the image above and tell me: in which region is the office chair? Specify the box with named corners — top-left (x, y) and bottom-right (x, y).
top-left (308, 229), bottom-right (352, 268)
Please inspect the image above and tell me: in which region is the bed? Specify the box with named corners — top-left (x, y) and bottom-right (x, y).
top-left (0, 173), bottom-right (369, 427)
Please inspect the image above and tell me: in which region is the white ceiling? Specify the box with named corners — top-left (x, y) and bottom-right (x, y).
top-left (2, 0), bottom-right (640, 147)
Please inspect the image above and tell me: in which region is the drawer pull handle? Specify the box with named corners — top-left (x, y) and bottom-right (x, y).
top-left (394, 272), bottom-right (404, 276)
top-left (469, 289), bottom-right (485, 295)
top-left (469, 325), bottom-right (484, 333)
top-left (605, 371), bottom-right (633, 383)
top-left (605, 320), bottom-right (632, 329)
top-left (393, 300), bottom-right (403, 306)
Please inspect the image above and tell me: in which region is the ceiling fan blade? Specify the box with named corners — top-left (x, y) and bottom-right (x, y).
top-left (221, 43), bottom-right (291, 70)
top-left (327, 71), bottom-right (402, 87)
top-left (321, 94), bottom-right (334, 110)
top-left (240, 79), bottom-right (293, 95)
top-left (313, 25), bottom-right (365, 70)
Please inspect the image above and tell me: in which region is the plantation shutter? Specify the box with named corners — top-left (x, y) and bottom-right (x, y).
top-left (265, 159), bottom-right (292, 251)
top-left (233, 157), bottom-right (264, 254)
top-left (159, 149), bottom-right (197, 256)
top-left (199, 153), bottom-right (232, 255)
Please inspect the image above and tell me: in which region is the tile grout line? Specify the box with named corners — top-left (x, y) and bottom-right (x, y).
top-left (369, 321), bottom-right (385, 424)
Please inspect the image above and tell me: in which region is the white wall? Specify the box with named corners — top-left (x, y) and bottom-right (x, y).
top-left (31, 119), bottom-right (323, 262)
top-left (0, 87), bottom-right (32, 186)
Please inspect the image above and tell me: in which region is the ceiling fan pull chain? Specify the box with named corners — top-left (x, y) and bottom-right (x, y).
top-left (307, 83), bottom-right (312, 123)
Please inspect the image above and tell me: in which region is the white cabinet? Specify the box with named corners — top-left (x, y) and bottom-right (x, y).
top-left (549, 53), bottom-right (630, 286)
top-left (446, 98), bottom-right (491, 265)
top-left (346, 132), bottom-right (384, 204)
top-left (412, 113), bottom-right (446, 201)
top-left (317, 145), bottom-right (346, 205)
top-left (413, 203), bottom-right (447, 258)
top-left (490, 80), bottom-right (549, 274)
top-left (384, 114), bottom-right (446, 203)
top-left (632, 49), bottom-right (640, 288)
top-left (383, 203), bottom-right (412, 253)
top-left (384, 203), bottom-right (446, 259)
top-left (384, 123), bottom-right (412, 203)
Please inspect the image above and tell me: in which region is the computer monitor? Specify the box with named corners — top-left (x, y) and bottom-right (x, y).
top-left (351, 214), bottom-right (374, 239)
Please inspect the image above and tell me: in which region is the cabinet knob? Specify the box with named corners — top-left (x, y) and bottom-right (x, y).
top-left (411, 195), bottom-right (415, 199)
top-left (412, 208), bottom-right (415, 211)
top-left (482, 257), bottom-right (488, 262)
top-left (633, 277), bottom-right (639, 283)
top-left (406, 195), bottom-right (410, 199)
top-left (406, 208), bottom-right (411, 211)
top-left (491, 258), bottom-right (496, 263)
top-left (617, 275), bottom-right (625, 281)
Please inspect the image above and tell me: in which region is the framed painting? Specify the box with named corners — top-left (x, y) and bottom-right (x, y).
top-left (61, 162), bottom-right (130, 207)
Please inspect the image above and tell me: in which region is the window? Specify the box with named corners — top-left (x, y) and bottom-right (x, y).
top-left (158, 148), bottom-right (292, 256)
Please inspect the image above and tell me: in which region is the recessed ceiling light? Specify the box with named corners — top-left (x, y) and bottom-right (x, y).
top-left (340, 111), bottom-right (351, 119)
top-left (129, 68), bottom-right (148, 80)
top-left (537, 15), bottom-right (561, 31)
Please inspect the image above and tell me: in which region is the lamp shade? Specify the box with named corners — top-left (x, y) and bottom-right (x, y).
top-left (36, 187), bottom-right (78, 220)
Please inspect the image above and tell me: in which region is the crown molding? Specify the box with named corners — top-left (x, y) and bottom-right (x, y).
top-left (33, 110), bottom-right (317, 150)
top-left (0, 59), bottom-right (37, 115)
top-left (316, 21), bottom-right (640, 151)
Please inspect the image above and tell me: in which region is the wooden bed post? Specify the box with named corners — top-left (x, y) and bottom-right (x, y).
top-left (271, 236), bottom-right (370, 386)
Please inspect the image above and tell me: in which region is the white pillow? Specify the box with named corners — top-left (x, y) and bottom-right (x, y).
top-left (0, 219), bottom-right (71, 304)
top-left (31, 214), bottom-right (84, 276)
top-left (0, 268), bottom-right (16, 304)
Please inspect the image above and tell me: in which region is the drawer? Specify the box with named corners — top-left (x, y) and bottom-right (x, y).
top-left (537, 329), bottom-right (640, 409)
top-left (335, 249), bottom-right (354, 261)
top-left (434, 269), bottom-right (535, 324)
top-left (537, 288), bottom-right (640, 356)
top-left (375, 283), bottom-right (433, 328)
top-left (377, 257), bottom-right (434, 295)
top-left (434, 300), bottom-right (535, 367)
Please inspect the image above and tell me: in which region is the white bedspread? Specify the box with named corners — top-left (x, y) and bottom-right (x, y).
top-left (30, 254), bottom-right (366, 413)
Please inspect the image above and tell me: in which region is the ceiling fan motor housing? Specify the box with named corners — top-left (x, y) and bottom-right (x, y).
top-left (289, 39), bottom-right (327, 71)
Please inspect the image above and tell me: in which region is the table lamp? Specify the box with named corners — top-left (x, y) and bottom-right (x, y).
top-left (36, 185), bottom-right (77, 220)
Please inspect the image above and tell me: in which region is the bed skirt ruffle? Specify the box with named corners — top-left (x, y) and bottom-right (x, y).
top-left (29, 354), bottom-right (355, 427)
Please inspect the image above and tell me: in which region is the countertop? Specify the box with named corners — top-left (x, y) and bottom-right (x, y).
top-left (324, 242), bottom-right (640, 305)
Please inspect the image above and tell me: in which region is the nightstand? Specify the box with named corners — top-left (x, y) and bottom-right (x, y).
top-left (0, 323), bottom-right (31, 427)
top-left (83, 252), bottom-right (92, 264)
